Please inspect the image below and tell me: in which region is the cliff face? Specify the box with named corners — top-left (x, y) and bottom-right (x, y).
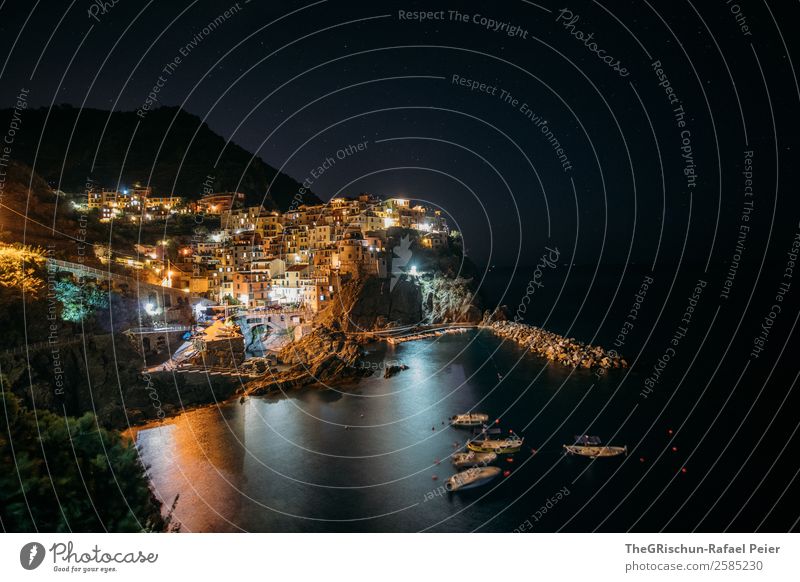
top-left (315, 272), bottom-right (480, 331)
top-left (315, 277), bottom-right (422, 331)
top-left (419, 273), bottom-right (482, 324)
top-left (244, 326), bottom-right (367, 395)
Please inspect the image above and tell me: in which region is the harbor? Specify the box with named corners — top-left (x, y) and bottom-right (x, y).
top-left (132, 328), bottom-right (648, 532)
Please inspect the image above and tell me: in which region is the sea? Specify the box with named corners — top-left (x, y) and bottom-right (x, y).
top-left (132, 264), bottom-right (800, 532)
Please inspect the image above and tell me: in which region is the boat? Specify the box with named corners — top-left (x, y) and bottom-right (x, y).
top-left (563, 444), bottom-right (627, 458)
top-left (467, 428), bottom-right (524, 454)
top-left (445, 466), bottom-right (502, 491)
top-left (450, 413), bottom-right (490, 427)
top-left (451, 451), bottom-right (497, 468)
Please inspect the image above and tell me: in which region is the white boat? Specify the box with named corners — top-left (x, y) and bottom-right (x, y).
top-left (563, 444), bottom-right (627, 458)
top-left (445, 466), bottom-right (502, 491)
top-left (451, 451), bottom-right (497, 468)
top-left (450, 413), bottom-right (490, 427)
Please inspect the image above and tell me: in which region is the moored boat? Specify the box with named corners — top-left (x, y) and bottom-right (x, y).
top-left (451, 413), bottom-right (490, 427)
top-left (563, 444), bottom-right (627, 458)
top-left (467, 428), bottom-right (524, 454)
top-left (451, 451), bottom-right (497, 468)
top-left (445, 466), bottom-right (502, 491)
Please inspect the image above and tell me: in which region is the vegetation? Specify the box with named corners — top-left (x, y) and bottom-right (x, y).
top-left (52, 279), bottom-right (108, 322)
top-left (0, 244), bottom-right (46, 299)
top-left (221, 294), bottom-right (241, 306)
top-left (0, 391), bottom-right (167, 532)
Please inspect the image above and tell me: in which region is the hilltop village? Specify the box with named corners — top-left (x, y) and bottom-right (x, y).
top-left (78, 186), bottom-right (449, 315)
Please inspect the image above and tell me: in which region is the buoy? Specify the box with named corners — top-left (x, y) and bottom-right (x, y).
top-left (506, 457), bottom-right (514, 463)
top-left (434, 459), bottom-right (440, 465)
top-left (495, 419), bottom-right (500, 424)
top-left (503, 470), bottom-right (511, 477)
top-left (681, 467), bottom-right (687, 474)
top-left (668, 429), bottom-right (674, 435)
top-left (639, 457), bottom-right (645, 463)
top-left (432, 475), bottom-right (438, 480)
top-left (531, 448), bottom-right (537, 455)
top-left (671, 446), bottom-right (678, 452)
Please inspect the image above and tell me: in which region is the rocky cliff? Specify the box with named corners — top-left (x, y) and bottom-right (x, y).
top-left (316, 277), bottom-right (421, 331)
top-left (315, 272), bottom-right (480, 332)
top-left (419, 273), bottom-right (482, 323)
top-left (314, 231), bottom-right (482, 331)
top-left (244, 326), bottom-right (368, 395)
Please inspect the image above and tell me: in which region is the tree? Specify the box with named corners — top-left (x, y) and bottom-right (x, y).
top-left (221, 294), bottom-right (240, 306)
top-left (53, 279), bottom-right (108, 322)
top-left (0, 243), bottom-right (46, 299)
top-left (0, 391), bottom-right (167, 532)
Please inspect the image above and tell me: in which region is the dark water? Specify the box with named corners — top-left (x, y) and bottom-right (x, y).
top-left (134, 265), bottom-right (800, 532)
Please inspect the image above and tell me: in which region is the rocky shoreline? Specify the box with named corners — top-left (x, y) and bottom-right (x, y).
top-left (488, 321), bottom-right (626, 369)
top-left (243, 325), bottom-right (369, 396)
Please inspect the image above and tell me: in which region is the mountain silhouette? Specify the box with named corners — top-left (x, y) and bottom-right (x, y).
top-left (0, 104), bottom-right (320, 211)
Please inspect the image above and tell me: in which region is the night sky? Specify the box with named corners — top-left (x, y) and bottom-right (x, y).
top-left (1, 0), bottom-right (798, 269)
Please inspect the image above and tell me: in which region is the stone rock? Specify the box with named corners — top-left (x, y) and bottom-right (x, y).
top-left (383, 364), bottom-right (409, 379)
top-left (488, 321), bottom-right (626, 370)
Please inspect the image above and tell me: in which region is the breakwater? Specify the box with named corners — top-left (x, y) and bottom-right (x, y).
top-left (488, 321), bottom-right (626, 369)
